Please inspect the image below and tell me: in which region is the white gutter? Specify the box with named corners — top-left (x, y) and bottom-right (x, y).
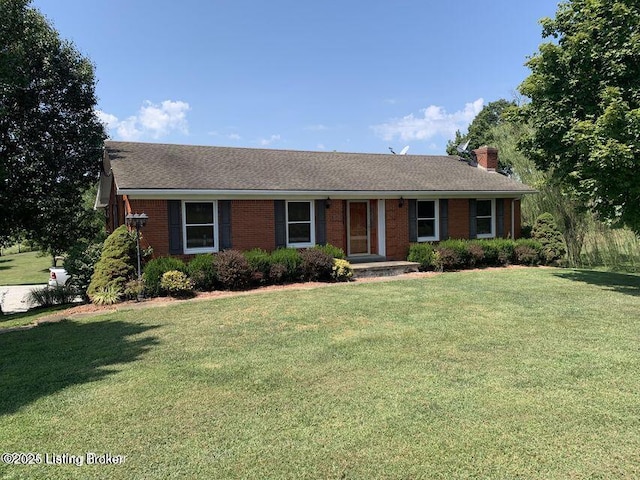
top-left (117, 188), bottom-right (536, 200)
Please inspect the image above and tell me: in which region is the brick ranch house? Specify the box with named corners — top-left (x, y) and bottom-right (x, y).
top-left (95, 141), bottom-right (535, 261)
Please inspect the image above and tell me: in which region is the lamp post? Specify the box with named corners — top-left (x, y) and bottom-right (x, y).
top-left (125, 213), bottom-right (148, 298)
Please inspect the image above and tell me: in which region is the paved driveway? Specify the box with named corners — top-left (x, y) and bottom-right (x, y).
top-left (0, 285), bottom-right (47, 314)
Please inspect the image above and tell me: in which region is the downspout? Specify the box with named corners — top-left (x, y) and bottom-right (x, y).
top-left (511, 198), bottom-right (516, 238)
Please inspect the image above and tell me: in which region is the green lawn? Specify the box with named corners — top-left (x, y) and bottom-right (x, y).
top-left (1, 268), bottom-right (639, 479)
top-left (0, 251), bottom-right (51, 286)
top-left (0, 305), bottom-right (75, 329)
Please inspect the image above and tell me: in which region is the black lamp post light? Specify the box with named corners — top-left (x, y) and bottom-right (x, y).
top-left (125, 212), bottom-right (148, 299)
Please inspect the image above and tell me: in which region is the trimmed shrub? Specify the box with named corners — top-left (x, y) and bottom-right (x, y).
top-left (268, 263), bottom-right (288, 284)
top-left (28, 285), bottom-right (78, 307)
top-left (313, 244), bottom-right (346, 259)
top-left (531, 213), bottom-right (567, 265)
top-left (407, 243), bottom-right (436, 271)
top-left (160, 270), bottom-right (194, 297)
top-left (87, 225), bottom-right (137, 303)
top-left (332, 259), bottom-right (353, 282)
top-left (474, 238), bottom-right (515, 266)
top-left (466, 242), bottom-right (485, 267)
top-left (143, 257), bottom-right (188, 297)
top-left (434, 247), bottom-right (459, 271)
top-left (514, 239), bottom-right (543, 265)
top-left (215, 250), bottom-right (252, 290)
top-left (300, 248), bottom-right (334, 281)
top-left (435, 239), bottom-right (468, 270)
top-left (244, 248), bottom-right (272, 285)
top-left (493, 238), bottom-right (516, 266)
top-left (269, 248), bottom-right (302, 281)
top-left (187, 254), bottom-right (217, 291)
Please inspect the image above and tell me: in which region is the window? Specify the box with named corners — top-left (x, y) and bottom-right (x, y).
top-left (476, 199), bottom-right (495, 238)
top-left (286, 201), bottom-right (314, 247)
top-left (183, 201), bottom-right (218, 253)
top-left (417, 200), bottom-right (439, 241)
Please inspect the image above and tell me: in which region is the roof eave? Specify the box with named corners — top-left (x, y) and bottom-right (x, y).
top-left (117, 188), bottom-right (536, 200)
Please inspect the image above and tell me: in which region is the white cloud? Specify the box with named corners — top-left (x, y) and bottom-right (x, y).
top-left (316, 143), bottom-right (326, 150)
top-left (371, 98), bottom-right (484, 142)
top-left (95, 110), bottom-right (119, 130)
top-left (97, 100), bottom-right (191, 141)
top-left (259, 134), bottom-right (281, 146)
top-left (228, 133), bottom-right (242, 140)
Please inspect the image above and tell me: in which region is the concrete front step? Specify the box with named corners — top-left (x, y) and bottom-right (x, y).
top-left (351, 260), bottom-right (420, 279)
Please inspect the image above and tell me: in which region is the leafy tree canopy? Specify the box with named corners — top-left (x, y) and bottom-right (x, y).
top-left (446, 99), bottom-right (516, 162)
top-left (0, 0), bottom-right (106, 255)
top-left (519, 0), bottom-right (640, 234)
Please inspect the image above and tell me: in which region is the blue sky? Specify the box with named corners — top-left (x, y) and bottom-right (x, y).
top-left (34, 0), bottom-right (560, 154)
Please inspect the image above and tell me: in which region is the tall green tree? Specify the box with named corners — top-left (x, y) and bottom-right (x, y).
top-left (446, 99), bottom-right (516, 162)
top-left (519, 0), bottom-right (640, 234)
top-left (0, 0), bottom-right (106, 257)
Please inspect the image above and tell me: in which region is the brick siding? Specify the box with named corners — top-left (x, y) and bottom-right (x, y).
top-left (384, 199), bottom-right (410, 261)
top-left (127, 199), bottom-right (170, 257)
top-left (326, 200), bottom-right (346, 252)
top-left (448, 199), bottom-right (470, 239)
top-left (231, 200), bottom-right (275, 252)
top-left (114, 196), bottom-right (523, 262)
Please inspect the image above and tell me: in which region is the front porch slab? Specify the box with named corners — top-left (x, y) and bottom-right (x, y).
top-left (351, 260), bottom-right (420, 279)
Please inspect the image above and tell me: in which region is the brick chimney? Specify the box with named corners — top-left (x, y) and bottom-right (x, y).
top-left (473, 146), bottom-right (498, 172)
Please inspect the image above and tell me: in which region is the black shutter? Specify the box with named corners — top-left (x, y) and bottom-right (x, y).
top-left (439, 199), bottom-right (448, 240)
top-left (408, 199), bottom-right (418, 242)
top-left (315, 200), bottom-right (327, 246)
top-left (274, 200), bottom-right (286, 248)
top-left (496, 199), bottom-right (505, 238)
top-left (168, 200), bottom-right (183, 254)
top-left (469, 199), bottom-right (477, 239)
top-left (219, 200), bottom-right (232, 249)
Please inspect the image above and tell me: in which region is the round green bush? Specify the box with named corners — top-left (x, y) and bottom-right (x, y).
top-left (244, 248), bottom-right (272, 285)
top-left (313, 244), bottom-right (346, 259)
top-left (269, 248), bottom-right (302, 282)
top-left (407, 243), bottom-right (436, 271)
top-left (187, 254), bottom-right (217, 291)
top-left (143, 256), bottom-right (188, 297)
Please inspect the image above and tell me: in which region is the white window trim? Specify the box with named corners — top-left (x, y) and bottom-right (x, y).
top-left (286, 200), bottom-right (315, 248)
top-left (182, 200), bottom-right (219, 254)
top-left (417, 199), bottom-right (440, 242)
top-left (476, 198), bottom-right (496, 239)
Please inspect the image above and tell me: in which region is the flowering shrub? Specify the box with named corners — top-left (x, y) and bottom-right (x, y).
top-left (332, 259), bottom-right (353, 282)
top-left (160, 270), bottom-right (194, 297)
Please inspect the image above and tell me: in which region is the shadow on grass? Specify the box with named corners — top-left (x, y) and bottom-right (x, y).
top-left (0, 319), bottom-right (160, 415)
top-left (0, 305), bottom-right (76, 327)
top-left (554, 269), bottom-right (640, 297)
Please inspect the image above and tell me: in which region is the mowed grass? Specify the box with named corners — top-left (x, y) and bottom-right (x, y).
top-left (1, 268), bottom-right (639, 479)
top-left (0, 251), bottom-right (51, 286)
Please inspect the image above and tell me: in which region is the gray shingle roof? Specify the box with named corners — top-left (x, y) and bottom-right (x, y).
top-left (106, 141), bottom-right (535, 194)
